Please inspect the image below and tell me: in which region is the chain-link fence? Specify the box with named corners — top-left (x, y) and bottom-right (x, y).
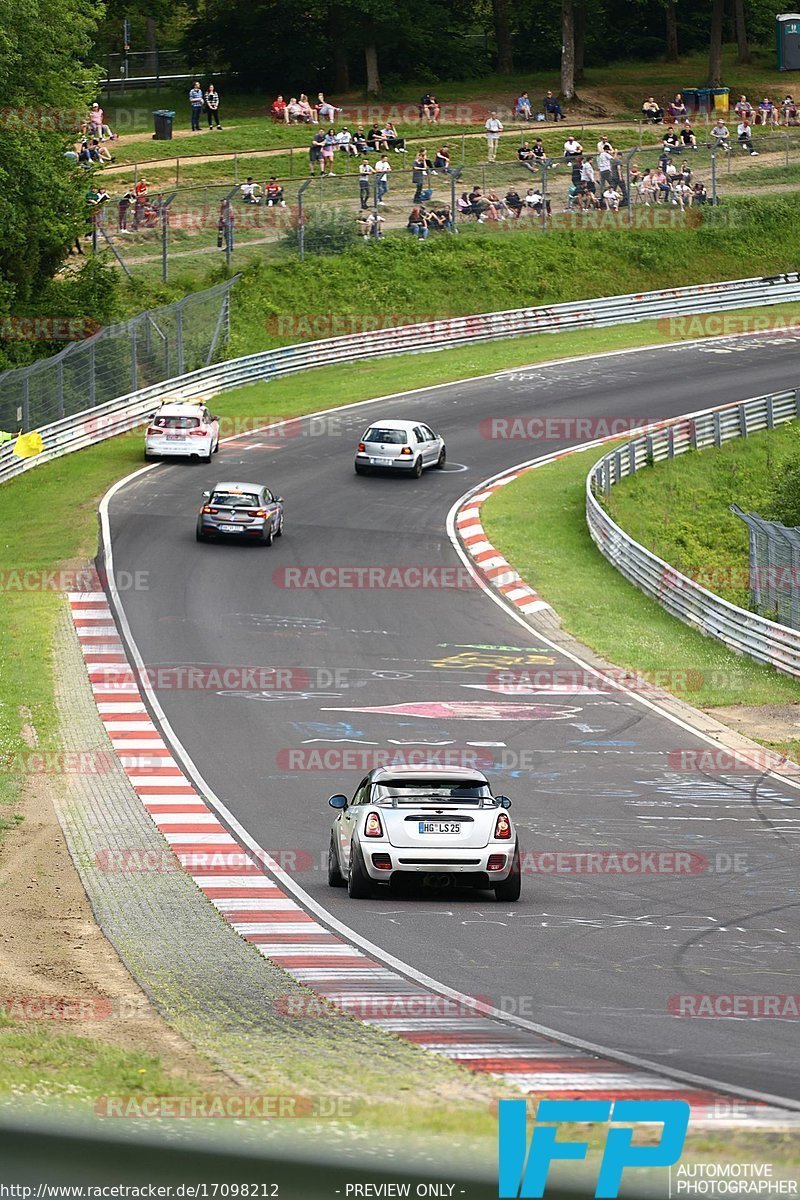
top-left (0, 278), bottom-right (236, 433)
top-left (731, 505), bottom-right (800, 629)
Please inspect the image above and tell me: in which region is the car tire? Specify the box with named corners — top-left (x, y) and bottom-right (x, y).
top-left (213, 436), bottom-right (220, 454)
top-left (196, 523), bottom-right (207, 543)
top-left (412, 457), bottom-right (423, 478)
top-left (347, 840), bottom-right (373, 899)
top-left (327, 833), bottom-right (346, 887)
top-left (261, 521), bottom-right (274, 547)
top-left (435, 445), bottom-right (447, 469)
top-left (493, 846), bottom-right (521, 902)
top-left (275, 514), bottom-right (283, 537)
top-left (201, 449), bottom-right (212, 464)
top-left (355, 462), bottom-right (369, 476)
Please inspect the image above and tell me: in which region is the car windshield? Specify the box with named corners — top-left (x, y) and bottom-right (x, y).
top-left (372, 779), bottom-right (493, 805)
top-left (153, 415), bottom-right (200, 429)
top-left (364, 428), bottom-right (408, 444)
top-left (211, 492), bottom-right (260, 507)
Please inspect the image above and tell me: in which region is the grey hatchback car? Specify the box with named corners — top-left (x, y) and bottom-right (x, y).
top-left (196, 481), bottom-right (284, 545)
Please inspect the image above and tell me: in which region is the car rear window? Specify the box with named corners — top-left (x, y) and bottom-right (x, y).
top-left (153, 415), bottom-right (200, 430)
top-left (364, 428), bottom-right (408, 444)
top-left (373, 779), bottom-right (492, 804)
top-left (211, 492), bottom-right (260, 507)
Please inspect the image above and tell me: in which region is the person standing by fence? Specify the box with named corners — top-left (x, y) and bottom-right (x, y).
top-left (485, 111), bottom-right (503, 162)
top-left (189, 82), bottom-right (204, 131)
top-left (205, 84), bottom-right (222, 129)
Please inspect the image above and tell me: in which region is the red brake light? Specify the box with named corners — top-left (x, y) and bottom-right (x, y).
top-left (146, 425), bottom-right (159, 436)
top-left (364, 811), bottom-right (384, 838)
top-left (399, 446), bottom-right (412, 455)
top-left (202, 506), bottom-right (217, 514)
top-left (487, 853), bottom-right (507, 872)
top-left (494, 812), bottom-right (512, 840)
top-left (189, 427), bottom-right (207, 437)
top-left (247, 509), bottom-right (268, 517)
top-left (358, 442), bottom-right (366, 452)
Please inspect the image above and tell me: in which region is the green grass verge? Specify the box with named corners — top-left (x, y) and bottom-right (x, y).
top-left (481, 442), bottom-right (800, 713)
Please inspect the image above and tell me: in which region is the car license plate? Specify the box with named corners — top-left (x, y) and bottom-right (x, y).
top-left (418, 821), bottom-right (461, 835)
top-left (370, 457), bottom-right (391, 465)
top-left (165, 433), bottom-right (185, 440)
top-left (218, 524), bottom-right (240, 533)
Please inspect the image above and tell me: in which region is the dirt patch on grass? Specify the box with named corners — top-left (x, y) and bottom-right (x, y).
top-left (0, 770), bottom-right (226, 1087)
top-left (706, 703), bottom-right (800, 749)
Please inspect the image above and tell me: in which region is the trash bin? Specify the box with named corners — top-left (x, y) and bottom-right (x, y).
top-left (696, 87), bottom-right (712, 115)
top-left (152, 110), bottom-right (175, 141)
top-left (777, 14), bottom-right (800, 70)
top-left (712, 87), bottom-right (730, 114)
top-left (682, 88), bottom-right (699, 112)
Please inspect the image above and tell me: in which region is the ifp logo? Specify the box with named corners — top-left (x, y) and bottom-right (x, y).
top-left (498, 1098), bottom-right (689, 1198)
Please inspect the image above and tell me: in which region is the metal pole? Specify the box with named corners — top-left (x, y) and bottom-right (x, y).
top-left (21, 375), bottom-right (30, 432)
top-left (161, 195), bottom-right (168, 284)
top-left (130, 324), bottom-right (138, 392)
top-left (176, 305), bottom-right (184, 376)
top-left (711, 147), bottom-right (717, 204)
top-left (541, 162), bottom-right (548, 231)
top-left (297, 177), bottom-right (312, 260)
top-left (88, 341), bottom-right (96, 409)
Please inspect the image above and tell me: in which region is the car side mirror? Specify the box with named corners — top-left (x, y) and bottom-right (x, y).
top-left (211, 414), bottom-right (220, 422)
top-left (202, 490), bottom-right (211, 499)
top-left (496, 795), bottom-right (512, 809)
top-left (328, 794), bottom-right (347, 809)
top-left (276, 496), bottom-right (284, 503)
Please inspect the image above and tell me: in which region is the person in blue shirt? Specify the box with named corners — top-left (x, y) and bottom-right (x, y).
top-left (189, 82), bottom-right (204, 131)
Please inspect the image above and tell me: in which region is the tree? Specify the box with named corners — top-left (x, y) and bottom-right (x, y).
top-left (664, 0), bottom-right (679, 61)
top-left (492, 0), bottom-right (514, 73)
top-left (707, 0), bottom-right (725, 86)
top-left (734, 0), bottom-right (751, 63)
top-left (561, 0), bottom-right (575, 101)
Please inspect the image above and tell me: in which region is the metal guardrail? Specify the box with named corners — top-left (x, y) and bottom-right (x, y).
top-left (3, 270), bottom-right (800, 491)
top-left (586, 390), bottom-right (800, 678)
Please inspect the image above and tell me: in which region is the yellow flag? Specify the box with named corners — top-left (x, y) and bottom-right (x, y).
top-left (13, 431), bottom-right (44, 458)
top-left (0, 430), bottom-right (13, 446)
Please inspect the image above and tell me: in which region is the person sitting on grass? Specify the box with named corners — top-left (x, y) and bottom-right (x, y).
top-left (711, 118), bottom-right (730, 150)
top-left (518, 140), bottom-right (536, 168)
top-left (298, 94), bottom-right (317, 123)
top-left (576, 180), bottom-right (598, 210)
top-left (662, 127), bottom-right (680, 154)
top-left (271, 95), bottom-right (287, 122)
top-left (486, 187), bottom-right (509, 219)
top-left (286, 97), bottom-right (303, 123)
top-left (427, 205), bottom-right (452, 231)
top-left (407, 205), bottom-right (429, 238)
top-left (368, 123), bottom-right (388, 151)
top-left (524, 186), bottom-right (551, 216)
top-left (737, 118), bottom-right (758, 154)
top-left (650, 165), bottom-right (670, 202)
top-left (668, 93), bottom-right (687, 123)
top-left (335, 128), bottom-right (358, 155)
top-left (692, 180), bottom-right (708, 204)
top-left (543, 90), bottom-right (564, 120)
top-left (419, 93), bottom-right (440, 122)
top-left (353, 127), bottom-right (370, 155)
top-left (782, 95), bottom-right (798, 125)
top-left (317, 93), bottom-right (341, 123)
top-left (358, 209), bottom-right (384, 238)
top-left (468, 186), bottom-right (491, 220)
top-left (433, 145), bottom-right (451, 172)
top-left (240, 177), bottom-right (261, 204)
top-left (642, 96), bottom-right (663, 124)
top-left (602, 184), bottom-right (621, 211)
top-left (457, 192), bottom-right (475, 219)
top-left (383, 122), bottom-right (405, 152)
top-left (265, 177), bottom-right (286, 206)
top-left (563, 135), bottom-right (582, 159)
top-left (680, 120), bottom-right (697, 150)
top-left (532, 138), bottom-right (547, 161)
top-left (757, 97), bottom-right (778, 127)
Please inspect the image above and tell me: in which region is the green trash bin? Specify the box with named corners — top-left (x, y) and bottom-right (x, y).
top-left (682, 88), bottom-right (699, 112)
top-left (152, 110), bottom-right (175, 141)
top-left (696, 87), bottom-right (712, 116)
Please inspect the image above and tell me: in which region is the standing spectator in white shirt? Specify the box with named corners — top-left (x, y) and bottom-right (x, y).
top-left (580, 156), bottom-right (596, 193)
top-left (374, 154), bottom-right (391, 203)
top-left (485, 112), bottom-right (503, 162)
top-left (359, 159), bottom-right (375, 209)
top-left (596, 146), bottom-right (612, 189)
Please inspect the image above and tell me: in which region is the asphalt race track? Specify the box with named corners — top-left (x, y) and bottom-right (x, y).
top-left (105, 333), bottom-right (800, 1102)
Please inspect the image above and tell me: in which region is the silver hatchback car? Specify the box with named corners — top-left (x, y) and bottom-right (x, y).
top-left (354, 419), bottom-right (446, 477)
top-left (196, 481), bottom-right (284, 545)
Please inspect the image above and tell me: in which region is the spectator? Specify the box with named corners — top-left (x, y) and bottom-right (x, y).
top-left (485, 111), bottom-right (503, 162)
top-left (532, 138), bottom-right (547, 161)
top-left (428, 205), bottom-right (452, 231)
top-left (468, 186), bottom-right (490, 220)
top-left (650, 165), bottom-right (670, 202)
top-left (359, 158), bottom-right (375, 208)
top-left (420, 93), bottom-right (440, 123)
top-left (524, 186), bottom-right (550, 216)
top-left (665, 157), bottom-right (679, 181)
top-left (576, 180), bottom-right (598, 210)
top-left (597, 135), bottom-right (615, 154)
top-left (433, 145), bottom-right (451, 172)
top-left (602, 184), bottom-right (621, 211)
top-left (782, 94), bottom-right (798, 125)
top-left (407, 205), bottom-right (429, 238)
top-left (359, 209), bottom-right (384, 239)
top-left (610, 150), bottom-right (628, 203)
top-left (757, 97), bottom-right (778, 127)
top-left (638, 168), bottom-right (656, 205)
top-left (457, 192), bottom-right (475, 219)
top-left (317, 93), bottom-right (340, 123)
top-left (642, 96), bottom-right (663, 124)
top-left (543, 90), bottom-right (564, 120)
top-left (265, 177), bottom-right (286, 206)
top-left (118, 188), bottom-right (135, 232)
top-left (241, 177), bottom-right (261, 204)
top-left (734, 95), bottom-right (753, 121)
top-left (298, 95), bottom-right (317, 123)
top-left (205, 84), bottom-right (222, 129)
top-left (353, 127), bottom-right (369, 155)
top-left (384, 122), bottom-right (405, 152)
top-left (563, 135), bottom-right (583, 159)
top-left (505, 188), bottom-right (523, 217)
top-left (286, 97), bottom-right (304, 123)
top-left (515, 92), bottom-right (532, 120)
top-left (737, 119), bottom-right (758, 154)
top-left (662, 128), bottom-right (680, 153)
top-left (711, 119), bottom-right (730, 151)
top-left (680, 160), bottom-right (693, 185)
top-left (374, 153), bottom-right (391, 202)
top-left (596, 144), bottom-right (612, 188)
top-left (89, 102), bottom-right (116, 140)
top-left (322, 127), bottom-right (337, 174)
top-left (692, 181), bottom-right (708, 205)
top-left (335, 128), bottom-right (358, 156)
top-left (368, 122), bottom-right (387, 151)
top-left (486, 188), bottom-right (509, 219)
top-left (412, 150), bottom-right (429, 201)
top-left (90, 138), bottom-right (113, 164)
top-left (517, 140), bottom-right (535, 168)
top-left (189, 82), bottom-right (204, 132)
top-left (271, 95), bottom-right (287, 123)
top-left (680, 120), bottom-right (697, 150)
top-left (309, 129), bottom-right (326, 175)
top-left (668, 93), bottom-right (687, 123)
top-left (570, 155), bottom-right (583, 187)
top-left (580, 155), bottom-right (596, 193)
top-left (671, 178), bottom-right (692, 210)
